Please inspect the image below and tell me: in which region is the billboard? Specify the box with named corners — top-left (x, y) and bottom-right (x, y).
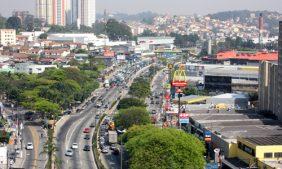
top-left (179, 113), bottom-right (189, 124)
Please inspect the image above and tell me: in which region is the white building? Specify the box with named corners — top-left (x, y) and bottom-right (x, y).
top-left (48, 33), bottom-right (97, 44)
top-left (20, 31), bottom-right (45, 41)
top-left (80, 0), bottom-right (96, 27)
top-left (137, 37), bottom-right (175, 51)
top-left (0, 146), bottom-right (7, 168)
top-left (15, 63), bottom-right (57, 74)
top-left (0, 29), bottom-right (16, 46)
top-left (35, 0), bottom-right (54, 24)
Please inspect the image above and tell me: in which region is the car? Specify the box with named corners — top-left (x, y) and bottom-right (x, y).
top-left (84, 134), bottom-right (91, 140)
top-left (112, 148), bottom-right (120, 155)
top-left (150, 101), bottom-right (154, 104)
top-left (101, 147), bottom-right (109, 153)
top-left (65, 149), bottom-right (73, 156)
top-left (83, 128), bottom-right (90, 133)
top-left (71, 143), bottom-right (78, 149)
top-left (83, 145), bottom-right (91, 151)
top-left (26, 142), bottom-right (33, 150)
top-left (155, 101), bottom-right (160, 104)
top-left (151, 110), bottom-right (157, 114)
top-left (95, 114), bottom-right (100, 119)
top-left (110, 144), bottom-right (117, 150)
top-left (90, 122), bottom-right (95, 128)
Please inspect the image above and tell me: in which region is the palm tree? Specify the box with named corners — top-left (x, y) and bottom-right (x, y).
top-left (41, 128), bottom-right (62, 169)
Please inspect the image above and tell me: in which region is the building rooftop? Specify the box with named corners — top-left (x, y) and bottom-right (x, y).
top-left (243, 136), bottom-right (282, 146)
top-left (216, 50), bottom-right (278, 61)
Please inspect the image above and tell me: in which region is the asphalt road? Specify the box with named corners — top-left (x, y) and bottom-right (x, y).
top-left (22, 125), bottom-right (47, 169)
top-left (55, 59), bottom-right (152, 169)
top-left (56, 87), bottom-right (119, 169)
top-left (22, 126), bottom-right (35, 169)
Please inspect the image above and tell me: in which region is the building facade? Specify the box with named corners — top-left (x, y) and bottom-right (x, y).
top-left (278, 21), bottom-right (282, 121)
top-left (35, 0), bottom-right (54, 24)
top-left (80, 0), bottom-right (96, 27)
top-left (0, 29), bottom-right (16, 46)
top-left (258, 61), bottom-right (278, 115)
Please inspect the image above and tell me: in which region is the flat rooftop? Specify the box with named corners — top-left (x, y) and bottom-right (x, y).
top-left (244, 136), bottom-right (282, 146)
top-left (189, 109), bottom-right (282, 140)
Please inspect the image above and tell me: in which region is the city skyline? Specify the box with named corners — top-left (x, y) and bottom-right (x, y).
top-left (0, 0), bottom-right (282, 17)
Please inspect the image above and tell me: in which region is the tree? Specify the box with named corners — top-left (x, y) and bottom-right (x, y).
top-left (106, 19), bottom-right (132, 40)
top-left (129, 78), bottom-right (150, 99)
top-left (140, 29), bottom-right (157, 37)
top-left (117, 98), bottom-right (146, 110)
top-left (93, 21), bottom-right (106, 35)
top-left (6, 16), bottom-right (21, 31)
top-left (39, 33), bottom-right (48, 39)
top-left (34, 99), bottom-right (60, 119)
top-left (123, 125), bottom-right (206, 169)
top-left (0, 15), bottom-right (6, 29)
top-left (114, 107), bottom-right (150, 129)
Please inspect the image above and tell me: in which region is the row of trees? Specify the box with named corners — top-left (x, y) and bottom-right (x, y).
top-left (47, 19), bottom-right (133, 41)
top-left (0, 67), bottom-right (99, 118)
top-left (0, 15), bottom-right (42, 32)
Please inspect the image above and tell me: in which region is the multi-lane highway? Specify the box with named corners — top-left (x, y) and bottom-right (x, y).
top-left (55, 59), bottom-right (152, 169)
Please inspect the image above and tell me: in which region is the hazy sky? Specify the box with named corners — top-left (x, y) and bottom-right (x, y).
top-left (0, 0), bottom-right (281, 17)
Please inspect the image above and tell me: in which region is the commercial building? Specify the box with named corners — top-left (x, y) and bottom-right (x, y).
top-left (278, 21), bottom-right (282, 122)
top-left (260, 22), bottom-right (282, 122)
top-left (15, 63), bottom-right (57, 74)
top-left (258, 61), bottom-right (278, 117)
top-left (0, 29), bottom-right (16, 46)
top-left (137, 37), bottom-right (175, 52)
top-left (80, 0), bottom-right (96, 27)
top-left (35, 0), bottom-right (54, 24)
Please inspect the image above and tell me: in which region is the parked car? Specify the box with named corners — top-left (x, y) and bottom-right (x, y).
top-left (26, 142), bottom-right (33, 150)
top-left (101, 147), bottom-right (109, 153)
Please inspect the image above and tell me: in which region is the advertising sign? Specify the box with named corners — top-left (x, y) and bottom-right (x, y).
top-left (179, 113), bottom-right (189, 124)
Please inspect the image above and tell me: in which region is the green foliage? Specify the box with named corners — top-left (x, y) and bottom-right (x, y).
top-left (39, 33), bottom-right (48, 39)
top-left (106, 19), bottom-right (133, 40)
top-left (34, 99), bottom-right (60, 119)
top-left (170, 33), bottom-right (199, 47)
top-left (183, 85), bottom-right (197, 96)
top-left (93, 21), bottom-right (106, 35)
top-left (6, 16), bottom-right (22, 31)
top-left (123, 125), bottom-right (206, 169)
top-left (129, 77), bottom-right (150, 99)
top-left (0, 15), bottom-right (6, 29)
top-left (140, 29), bottom-right (157, 37)
top-left (114, 107), bottom-right (150, 129)
top-left (117, 98), bottom-right (146, 110)
top-left (0, 66), bottom-right (100, 116)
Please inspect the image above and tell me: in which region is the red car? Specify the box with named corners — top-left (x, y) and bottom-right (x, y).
top-left (83, 128), bottom-right (90, 133)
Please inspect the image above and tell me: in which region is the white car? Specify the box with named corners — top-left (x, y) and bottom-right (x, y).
top-left (26, 142), bottom-right (33, 150)
top-left (71, 143), bottom-right (78, 149)
top-left (65, 149), bottom-right (73, 156)
top-left (101, 147), bottom-right (109, 153)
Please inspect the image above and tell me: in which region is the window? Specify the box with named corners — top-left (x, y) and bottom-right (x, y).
top-left (264, 153), bottom-right (273, 158)
top-left (274, 152), bottom-right (282, 158)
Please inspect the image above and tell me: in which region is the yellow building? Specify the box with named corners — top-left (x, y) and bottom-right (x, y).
top-left (237, 136), bottom-right (282, 169)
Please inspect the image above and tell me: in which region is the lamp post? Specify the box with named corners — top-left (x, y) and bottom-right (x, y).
top-left (176, 88), bottom-right (183, 129)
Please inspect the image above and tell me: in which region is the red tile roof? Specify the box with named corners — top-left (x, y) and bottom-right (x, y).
top-left (216, 50), bottom-right (278, 61)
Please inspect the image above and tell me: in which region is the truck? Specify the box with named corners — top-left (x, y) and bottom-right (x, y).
top-left (108, 130), bottom-right (118, 144)
top-left (104, 79), bottom-right (110, 88)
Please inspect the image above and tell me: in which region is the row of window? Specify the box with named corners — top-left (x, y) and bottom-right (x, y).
top-left (238, 142), bottom-right (256, 156)
top-left (264, 152), bottom-right (282, 158)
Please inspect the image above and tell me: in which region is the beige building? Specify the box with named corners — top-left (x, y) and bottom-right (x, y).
top-left (0, 29), bottom-right (16, 46)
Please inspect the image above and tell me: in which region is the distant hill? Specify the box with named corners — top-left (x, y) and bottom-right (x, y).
top-left (208, 10), bottom-right (282, 36)
top-left (97, 11), bottom-right (158, 24)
